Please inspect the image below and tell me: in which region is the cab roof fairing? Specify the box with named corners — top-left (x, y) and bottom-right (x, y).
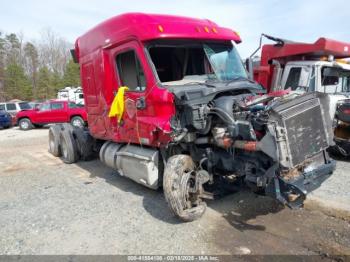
top-left (74, 13), bottom-right (241, 61)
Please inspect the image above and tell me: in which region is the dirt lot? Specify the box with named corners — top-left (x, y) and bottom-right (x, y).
top-left (0, 127), bottom-right (349, 256)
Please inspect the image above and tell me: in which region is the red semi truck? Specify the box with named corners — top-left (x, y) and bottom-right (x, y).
top-left (49, 13), bottom-right (335, 221)
top-left (248, 34), bottom-right (350, 155)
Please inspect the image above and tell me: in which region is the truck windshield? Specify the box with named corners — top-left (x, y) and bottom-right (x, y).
top-left (148, 42), bottom-right (247, 86)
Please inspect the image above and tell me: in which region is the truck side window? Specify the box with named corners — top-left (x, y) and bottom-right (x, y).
top-left (0, 104), bottom-right (5, 110)
top-left (116, 50), bottom-right (146, 91)
top-left (285, 67), bottom-right (301, 90)
top-left (68, 102), bottom-right (80, 108)
top-left (51, 103), bottom-right (64, 110)
top-left (40, 103), bottom-right (51, 111)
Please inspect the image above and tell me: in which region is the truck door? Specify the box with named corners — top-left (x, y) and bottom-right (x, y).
top-left (50, 102), bottom-right (67, 122)
top-left (111, 41), bottom-right (155, 145)
top-left (35, 102), bottom-right (52, 123)
top-left (282, 65), bottom-right (312, 91)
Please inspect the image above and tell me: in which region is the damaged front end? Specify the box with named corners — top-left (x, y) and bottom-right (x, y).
top-left (262, 92), bottom-right (336, 207)
top-left (169, 89), bottom-right (336, 209)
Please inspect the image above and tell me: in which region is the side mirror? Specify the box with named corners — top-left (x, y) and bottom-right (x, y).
top-left (245, 58), bottom-right (254, 80)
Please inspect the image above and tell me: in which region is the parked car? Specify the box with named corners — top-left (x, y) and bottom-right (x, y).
top-left (0, 101), bottom-right (32, 115)
top-left (16, 100), bottom-right (87, 130)
top-left (0, 110), bottom-right (12, 129)
top-left (0, 101), bottom-right (32, 126)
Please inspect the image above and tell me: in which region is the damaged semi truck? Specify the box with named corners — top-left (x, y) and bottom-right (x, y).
top-left (49, 13), bottom-right (336, 221)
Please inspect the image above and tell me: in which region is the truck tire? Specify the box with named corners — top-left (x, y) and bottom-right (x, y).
top-left (48, 125), bottom-right (62, 157)
top-left (163, 155), bottom-right (207, 222)
top-left (71, 116), bottom-right (84, 128)
top-left (73, 127), bottom-right (95, 161)
top-left (19, 118), bottom-right (33, 131)
top-left (59, 127), bottom-right (79, 164)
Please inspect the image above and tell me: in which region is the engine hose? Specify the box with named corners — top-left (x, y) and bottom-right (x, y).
top-left (197, 116), bottom-right (212, 135)
top-left (209, 107), bottom-right (235, 125)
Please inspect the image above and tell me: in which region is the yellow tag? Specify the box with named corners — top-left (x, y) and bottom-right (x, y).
top-left (108, 86), bottom-right (129, 123)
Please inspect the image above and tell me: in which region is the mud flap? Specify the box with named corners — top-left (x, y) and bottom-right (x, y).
top-left (266, 159), bottom-right (336, 208)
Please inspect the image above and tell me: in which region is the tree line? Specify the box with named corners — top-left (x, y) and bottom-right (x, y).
top-left (0, 29), bottom-right (80, 102)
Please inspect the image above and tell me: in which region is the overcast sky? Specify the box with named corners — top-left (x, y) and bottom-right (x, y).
top-left (1, 0), bottom-right (349, 57)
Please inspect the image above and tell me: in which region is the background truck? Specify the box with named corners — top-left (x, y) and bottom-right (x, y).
top-left (248, 34), bottom-right (350, 155)
top-left (57, 87), bottom-right (85, 105)
top-left (17, 100), bottom-right (87, 130)
top-left (48, 13), bottom-right (335, 221)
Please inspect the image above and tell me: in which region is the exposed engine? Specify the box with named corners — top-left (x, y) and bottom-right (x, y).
top-left (99, 88), bottom-right (336, 221)
top-left (169, 91), bottom-right (335, 207)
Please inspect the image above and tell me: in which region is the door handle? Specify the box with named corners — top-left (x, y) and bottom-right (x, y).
top-left (136, 97), bottom-right (146, 110)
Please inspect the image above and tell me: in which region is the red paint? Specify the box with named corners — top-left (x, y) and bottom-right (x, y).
top-left (254, 38), bottom-right (350, 92)
top-left (343, 109), bottom-right (350, 115)
top-left (16, 100), bottom-right (87, 125)
top-left (75, 13), bottom-right (241, 147)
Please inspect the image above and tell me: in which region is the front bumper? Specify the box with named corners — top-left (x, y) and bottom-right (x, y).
top-left (266, 158), bottom-right (336, 208)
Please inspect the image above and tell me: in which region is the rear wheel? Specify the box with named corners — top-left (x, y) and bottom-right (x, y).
top-left (71, 116), bottom-right (84, 128)
top-left (73, 127), bottom-right (95, 161)
top-left (163, 155), bottom-right (207, 222)
top-left (59, 126), bottom-right (79, 164)
top-left (48, 125), bottom-right (62, 157)
top-left (19, 118), bottom-right (33, 131)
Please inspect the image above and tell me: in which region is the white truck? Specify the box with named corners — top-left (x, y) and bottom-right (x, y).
top-left (57, 87), bottom-right (84, 105)
top-left (249, 34), bottom-right (350, 154)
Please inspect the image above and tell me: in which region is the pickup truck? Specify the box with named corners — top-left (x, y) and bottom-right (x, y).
top-left (16, 100), bottom-right (87, 130)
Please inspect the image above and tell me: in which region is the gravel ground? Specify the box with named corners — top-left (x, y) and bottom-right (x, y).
top-left (306, 156), bottom-right (350, 220)
top-left (0, 127), bottom-right (349, 256)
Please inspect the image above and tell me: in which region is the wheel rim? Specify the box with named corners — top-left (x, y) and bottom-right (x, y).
top-left (21, 121), bottom-right (29, 129)
top-left (181, 170), bottom-right (201, 209)
top-left (72, 119), bottom-right (82, 127)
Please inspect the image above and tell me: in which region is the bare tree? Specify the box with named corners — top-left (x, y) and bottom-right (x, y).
top-left (39, 28), bottom-right (71, 76)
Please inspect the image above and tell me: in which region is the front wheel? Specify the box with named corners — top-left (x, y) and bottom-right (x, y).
top-left (19, 118), bottom-right (33, 131)
top-left (163, 155), bottom-right (207, 222)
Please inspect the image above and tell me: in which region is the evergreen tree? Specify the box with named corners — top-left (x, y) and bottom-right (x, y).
top-left (36, 66), bottom-right (51, 99)
top-left (62, 59), bottom-right (80, 87)
top-left (4, 63), bottom-right (32, 100)
top-left (5, 33), bottom-right (21, 65)
top-left (50, 71), bottom-right (63, 97)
